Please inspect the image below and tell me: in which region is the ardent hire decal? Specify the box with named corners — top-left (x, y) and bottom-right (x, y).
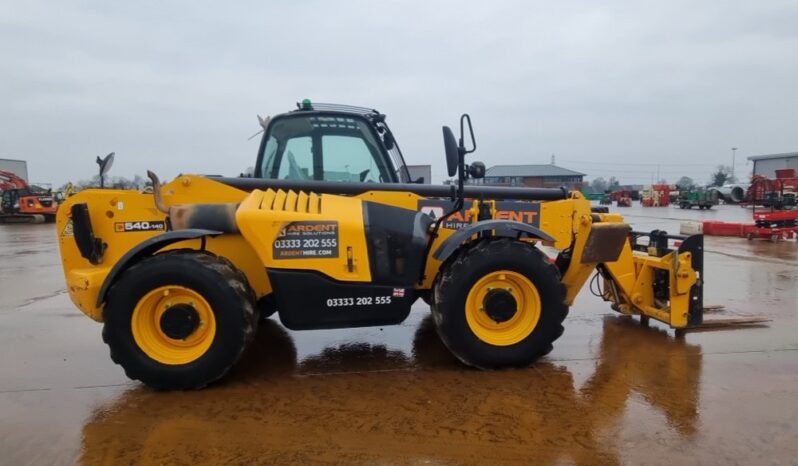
top-left (114, 221), bottom-right (167, 233)
top-left (273, 221), bottom-right (339, 259)
top-left (417, 199), bottom-right (541, 229)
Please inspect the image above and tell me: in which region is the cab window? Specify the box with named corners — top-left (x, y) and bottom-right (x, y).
top-left (276, 136), bottom-right (313, 180)
top-left (259, 114), bottom-right (394, 183)
top-left (321, 135), bottom-right (381, 182)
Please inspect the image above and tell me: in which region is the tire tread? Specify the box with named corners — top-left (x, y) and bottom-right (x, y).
top-left (102, 250), bottom-right (256, 389)
top-left (432, 238), bottom-right (568, 369)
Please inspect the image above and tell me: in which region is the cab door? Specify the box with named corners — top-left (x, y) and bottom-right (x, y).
top-left (1, 190), bottom-right (19, 213)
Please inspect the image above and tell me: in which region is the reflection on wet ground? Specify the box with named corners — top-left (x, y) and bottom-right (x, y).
top-left (1, 203), bottom-right (797, 465)
top-left (75, 317), bottom-right (701, 465)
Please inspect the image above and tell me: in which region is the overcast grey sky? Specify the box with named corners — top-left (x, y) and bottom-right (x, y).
top-left (2, 0), bottom-right (797, 186)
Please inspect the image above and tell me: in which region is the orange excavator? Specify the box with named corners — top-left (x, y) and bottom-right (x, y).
top-left (0, 169), bottom-right (59, 223)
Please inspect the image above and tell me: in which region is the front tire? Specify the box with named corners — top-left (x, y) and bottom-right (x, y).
top-left (103, 251), bottom-right (257, 389)
top-left (432, 239), bottom-right (568, 369)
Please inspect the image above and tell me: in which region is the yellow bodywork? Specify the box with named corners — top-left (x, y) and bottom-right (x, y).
top-left (57, 175), bottom-right (699, 329)
top-left (58, 176), bottom-right (266, 321)
top-left (236, 189), bottom-right (373, 282)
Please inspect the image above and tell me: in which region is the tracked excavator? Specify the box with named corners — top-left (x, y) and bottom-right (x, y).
top-left (0, 170), bottom-right (58, 223)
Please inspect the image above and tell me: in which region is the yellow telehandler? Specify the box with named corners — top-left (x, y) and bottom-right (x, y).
top-left (57, 101), bottom-right (707, 389)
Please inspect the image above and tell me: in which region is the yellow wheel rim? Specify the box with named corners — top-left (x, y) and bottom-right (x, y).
top-left (131, 286), bottom-right (216, 365)
top-left (465, 270), bottom-right (541, 346)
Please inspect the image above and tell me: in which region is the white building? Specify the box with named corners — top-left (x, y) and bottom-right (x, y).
top-left (747, 152), bottom-right (798, 178)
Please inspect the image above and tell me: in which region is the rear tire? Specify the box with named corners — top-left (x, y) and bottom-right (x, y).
top-left (432, 238), bottom-right (568, 369)
top-left (103, 251), bottom-right (257, 389)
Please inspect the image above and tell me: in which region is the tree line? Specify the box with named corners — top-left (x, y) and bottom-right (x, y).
top-left (58, 174), bottom-right (152, 192)
top-left (589, 165), bottom-right (740, 192)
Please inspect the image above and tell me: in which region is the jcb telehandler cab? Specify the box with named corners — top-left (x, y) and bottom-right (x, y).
top-left (57, 101), bottom-right (705, 389)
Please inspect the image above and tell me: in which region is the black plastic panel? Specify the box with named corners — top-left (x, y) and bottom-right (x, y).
top-left (96, 229), bottom-right (222, 306)
top-left (363, 201), bottom-right (431, 286)
top-left (432, 220), bottom-right (555, 261)
top-left (268, 269), bottom-right (414, 330)
top-left (678, 234), bottom-right (704, 327)
top-left (70, 203), bottom-right (105, 265)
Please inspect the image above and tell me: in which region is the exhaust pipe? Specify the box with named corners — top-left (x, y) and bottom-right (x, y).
top-left (146, 170), bottom-right (169, 214)
top-left (145, 170), bottom-right (239, 233)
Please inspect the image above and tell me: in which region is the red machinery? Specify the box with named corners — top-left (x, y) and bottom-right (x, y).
top-left (703, 170), bottom-right (797, 241)
top-left (746, 170), bottom-right (798, 206)
top-left (610, 190), bottom-right (632, 207)
top-left (747, 170), bottom-right (797, 240)
top-left (641, 184), bottom-right (670, 207)
top-left (0, 170), bottom-right (59, 223)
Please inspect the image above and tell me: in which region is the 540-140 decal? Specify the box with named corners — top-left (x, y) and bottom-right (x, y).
top-left (114, 220), bottom-right (166, 233)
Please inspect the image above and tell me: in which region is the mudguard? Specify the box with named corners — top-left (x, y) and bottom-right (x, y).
top-left (433, 220), bottom-right (555, 262)
top-left (95, 229), bottom-right (222, 307)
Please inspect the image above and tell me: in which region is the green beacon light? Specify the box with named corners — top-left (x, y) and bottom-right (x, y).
top-left (301, 98), bottom-right (313, 110)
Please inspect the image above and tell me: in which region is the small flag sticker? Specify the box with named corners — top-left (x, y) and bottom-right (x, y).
top-left (392, 288), bottom-right (405, 298)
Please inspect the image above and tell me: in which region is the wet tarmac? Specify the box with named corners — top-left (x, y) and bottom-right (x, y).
top-left (1, 203), bottom-right (796, 465)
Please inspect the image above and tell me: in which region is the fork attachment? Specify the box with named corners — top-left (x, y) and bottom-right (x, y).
top-left (600, 230), bottom-right (704, 329)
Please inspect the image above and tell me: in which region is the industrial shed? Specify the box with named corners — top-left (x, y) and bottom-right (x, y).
top-left (0, 158), bottom-right (28, 182)
top-left (748, 152), bottom-right (798, 178)
top-left (473, 164), bottom-right (585, 189)
top-left (407, 164), bottom-right (432, 184)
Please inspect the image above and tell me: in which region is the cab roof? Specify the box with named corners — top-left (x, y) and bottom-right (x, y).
top-left (292, 101), bottom-right (381, 116)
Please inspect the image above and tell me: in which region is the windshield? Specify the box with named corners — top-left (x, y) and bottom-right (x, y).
top-left (258, 113), bottom-right (403, 183)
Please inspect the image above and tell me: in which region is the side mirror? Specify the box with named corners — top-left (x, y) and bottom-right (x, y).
top-left (468, 161), bottom-right (485, 179)
top-left (442, 126), bottom-right (459, 177)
